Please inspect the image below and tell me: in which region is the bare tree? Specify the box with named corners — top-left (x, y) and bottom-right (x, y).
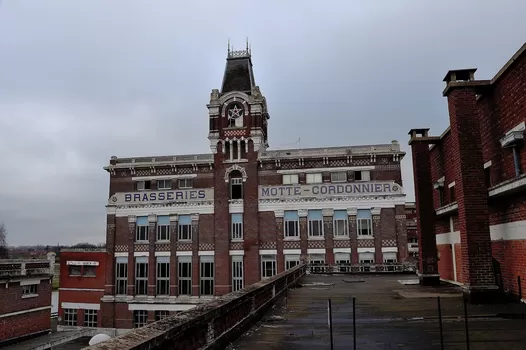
top-left (0, 222), bottom-right (8, 259)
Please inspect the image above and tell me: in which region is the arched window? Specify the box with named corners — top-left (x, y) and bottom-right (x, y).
top-left (229, 170), bottom-right (243, 200)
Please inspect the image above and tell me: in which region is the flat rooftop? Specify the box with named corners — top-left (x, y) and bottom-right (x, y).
top-left (231, 274), bottom-right (526, 349)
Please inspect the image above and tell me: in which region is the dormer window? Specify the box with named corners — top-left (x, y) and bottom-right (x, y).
top-left (178, 179), bottom-right (193, 189)
top-left (354, 170), bottom-right (370, 181)
top-left (331, 171), bottom-right (347, 183)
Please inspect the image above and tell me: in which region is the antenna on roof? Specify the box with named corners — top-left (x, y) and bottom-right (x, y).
top-left (227, 38), bottom-right (230, 55)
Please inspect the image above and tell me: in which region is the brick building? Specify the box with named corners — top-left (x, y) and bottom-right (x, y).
top-left (101, 46), bottom-right (410, 329)
top-left (409, 42), bottom-right (526, 303)
top-left (57, 248), bottom-right (106, 330)
top-left (405, 202), bottom-right (418, 259)
top-left (0, 259), bottom-right (53, 345)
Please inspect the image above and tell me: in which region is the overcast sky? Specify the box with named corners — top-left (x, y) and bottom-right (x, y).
top-left (1, 1), bottom-right (525, 246)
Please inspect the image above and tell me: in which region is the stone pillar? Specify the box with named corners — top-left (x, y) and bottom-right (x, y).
top-left (298, 209), bottom-right (308, 263)
top-left (127, 215), bottom-right (137, 295)
top-left (346, 208), bottom-right (358, 264)
top-left (148, 214), bottom-right (157, 297)
top-left (371, 208), bottom-right (382, 264)
top-left (444, 77), bottom-right (497, 302)
top-left (191, 214), bottom-right (200, 296)
top-left (408, 129), bottom-right (440, 286)
top-left (275, 210), bottom-right (285, 273)
top-left (169, 214), bottom-right (178, 296)
top-left (322, 208), bottom-right (334, 265)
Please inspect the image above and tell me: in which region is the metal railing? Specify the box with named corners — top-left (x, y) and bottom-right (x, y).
top-left (307, 263), bottom-right (417, 274)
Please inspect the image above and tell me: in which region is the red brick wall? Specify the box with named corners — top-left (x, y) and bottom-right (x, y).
top-left (59, 252), bottom-right (106, 290)
top-left (429, 131), bottom-right (457, 209)
top-left (0, 308), bottom-right (50, 342)
top-left (492, 240), bottom-right (526, 296)
top-left (0, 280), bottom-right (51, 315)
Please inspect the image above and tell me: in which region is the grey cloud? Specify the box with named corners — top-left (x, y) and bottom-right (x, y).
top-left (1, 0), bottom-right (526, 245)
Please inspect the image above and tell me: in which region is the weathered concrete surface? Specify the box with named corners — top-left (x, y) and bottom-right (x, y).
top-left (230, 275), bottom-right (526, 349)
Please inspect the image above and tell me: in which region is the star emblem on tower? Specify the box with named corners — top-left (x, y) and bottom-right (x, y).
top-left (228, 105), bottom-right (243, 119)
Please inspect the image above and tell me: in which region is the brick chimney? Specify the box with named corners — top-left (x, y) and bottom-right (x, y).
top-left (443, 69), bottom-right (497, 303)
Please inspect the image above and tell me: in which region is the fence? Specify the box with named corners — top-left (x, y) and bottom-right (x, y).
top-left (307, 263), bottom-right (417, 274)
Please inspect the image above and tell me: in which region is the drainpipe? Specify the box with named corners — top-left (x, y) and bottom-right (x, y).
top-left (512, 146), bottom-right (521, 177)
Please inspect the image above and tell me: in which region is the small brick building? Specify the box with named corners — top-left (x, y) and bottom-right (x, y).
top-left (0, 259), bottom-right (53, 345)
top-left (101, 47), bottom-right (411, 329)
top-left (408, 42), bottom-right (526, 303)
top-left (57, 248), bottom-right (106, 329)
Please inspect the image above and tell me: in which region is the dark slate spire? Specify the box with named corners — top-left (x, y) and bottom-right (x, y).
top-left (220, 40), bottom-right (255, 94)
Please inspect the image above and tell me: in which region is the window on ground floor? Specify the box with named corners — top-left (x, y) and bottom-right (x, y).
top-left (134, 310), bottom-right (148, 328)
top-left (261, 255), bottom-right (276, 279)
top-left (155, 310), bottom-right (170, 321)
top-left (232, 256), bottom-right (244, 292)
top-left (383, 252), bottom-right (398, 263)
top-left (22, 284), bottom-right (38, 295)
top-left (178, 256), bottom-right (192, 295)
top-left (200, 256), bottom-right (215, 296)
top-left (335, 252), bottom-right (351, 272)
top-left (285, 254), bottom-right (300, 270)
top-left (84, 309), bottom-right (98, 327)
top-left (63, 308), bottom-right (77, 326)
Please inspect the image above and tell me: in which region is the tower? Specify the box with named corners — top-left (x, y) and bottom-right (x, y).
top-left (207, 43), bottom-right (271, 292)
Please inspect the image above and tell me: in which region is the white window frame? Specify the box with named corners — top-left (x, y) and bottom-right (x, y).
top-left (136, 224), bottom-right (148, 242)
top-left (230, 177), bottom-right (243, 200)
top-left (284, 211), bottom-right (299, 238)
top-left (22, 284), bottom-right (38, 296)
top-left (178, 256), bottom-right (192, 296)
top-left (135, 258), bottom-right (148, 296)
top-left (282, 174), bottom-right (299, 185)
top-left (333, 218), bottom-right (348, 237)
top-left (306, 173), bottom-right (322, 184)
top-left (178, 218), bottom-right (192, 241)
top-left (285, 255), bottom-right (300, 270)
top-left (83, 309), bottom-right (98, 328)
top-left (357, 218), bottom-right (373, 237)
top-left (383, 252), bottom-right (398, 263)
top-left (157, 179), bottom-right (172, 190)
top-left (200, 256), bottom-right (215, 296)
top-left (231, 214), bottom-right (243, 241)
top-left (355, 170), bottom-right (370, 181)
top-left (261, 255), bottom-right (277, 279)
top-left (155, 310), bottom-right (170, 321)
top-left (308, 211), bottom-right (324, 238)
top-left (156, 257), bottom-right (170, 296)
top-left (157, 224), bottom-right (170, 242)
top-left (331, 171), bottom-right (347, 183)
top-left (334, 253), bottom-right (351, 265)
top-left (63, 308), bottom-right (77, 326)
top-left (134, 310), bottom-right (148, 328)
top-left (232, 256), bottom-right (244, 292)
top-left (115, 258), bottom-right (128, 295)
top-left (178, 178), bottom-right (193, 189)
top-left (135, 180), bottom-right (151, 191)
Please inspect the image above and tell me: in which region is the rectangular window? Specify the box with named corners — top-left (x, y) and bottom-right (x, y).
top-left (261, 255), bottom-right (277, 279)
top-left (84, 309), bottom-right (98, 328)
top-left (308, 210), bottom-right (323, 237)
top-left (178, 215), bottom-right (192, 241)
top-left (135, 180), bottom-right (151, 191)
top-left (284, 211), bottom-right (299, 238)
top-left (357, 209), bottom-right (373, 236)
top-left (157, 215), bottom-right (170, 241)
top-left (155, 310), bottom-right (170, 321)
top-left (178, 256), bottom-right (192, 296)
top-left (383, 252), bottom-right (397, 263)
top-left (83, 266), bottom-right (96, 277)
top-left (334, 252), bottom-right (350, 265)
top-left (333, 210), bottom-right (348, 237)
top-left (309, 254), bottom-right (325, 266)
top-left (354, 170), bottom-right (370, 181)
top-left (136, 216), bottom-right (149, 241)
top-left (135, 257), bottom-right (148, 296)
top-left (230, 177), bottom-right (243, 199)
top-left (285, 255), bottom-right (300, 270)
top-left (156, 257), bottom-right (170, 296)
top-left (63, 308), bottom-right (77, 326)
top-left (449, 185), bottom-right (456, 202)
top-left (200, 256), bottom-right (214, 296)
top-left (306, 173), bottom-right (322, 184)
top-left (134, 310), bottom-right (148, 328)
top-left (282, 174), bottom-right (299, 185)
top-left (115, 257), bottom-right (128, 295)
top-left (438, 187), bottom-right (444, 206)
top-left (331, 171), bottom-right (347, 183)
top-left (232, 256), bottom-right (244, 292)
top-left (359, 252), bottom-right (374, 264)
top-left (69, 265), bottom-right (81, 276)
top-left (22, 284), bottom-right (38, 295)
top-left (231, 213), bottom-right (243, 240)
top-left (157, 179), bottom-right (171, 190)
top-left (484, 167), bottom-right (491, 188)
top-left (178, 178), bottom-right (193, 189)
